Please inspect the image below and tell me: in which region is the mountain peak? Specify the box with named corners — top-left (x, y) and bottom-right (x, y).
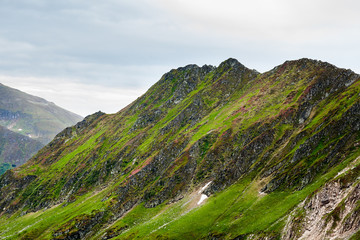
top-left (218, 58), bottom-right (246, 70)
top-left (178, 64), bottom-right (200, 71)
top-left (280, 58), bottom-right (339, 71)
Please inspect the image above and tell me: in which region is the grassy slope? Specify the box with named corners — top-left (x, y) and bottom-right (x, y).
top-left (1, 151), bottom-right (359, 239)
top-left (111, 150), bottom-right (360, 239)
top-left (0, 59), bottom-right (359, 239)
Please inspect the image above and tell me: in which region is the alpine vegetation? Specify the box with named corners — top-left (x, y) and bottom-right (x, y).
top-left (0, 58), bottom-right (359, 239)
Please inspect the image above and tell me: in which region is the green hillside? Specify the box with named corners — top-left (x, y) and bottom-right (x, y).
top-left (0, 83), bottom-right (83, 144)
top-left (0, 58), bottom-right (359, 239)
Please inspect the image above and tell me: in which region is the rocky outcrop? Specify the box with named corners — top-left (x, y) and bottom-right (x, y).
top-left (52, 210), bottom-right (106, 240)
top-left (283, 163), bottom-right (360, 239)
top-left (52, 111), bottom-right (105, 143)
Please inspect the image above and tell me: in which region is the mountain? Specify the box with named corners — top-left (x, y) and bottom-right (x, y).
top-left (0, 125), bottom-right (43, 175)
top-left (0, 58), bottom-right (359, 239)
top-left (0, 83), bottom-right (83, 144)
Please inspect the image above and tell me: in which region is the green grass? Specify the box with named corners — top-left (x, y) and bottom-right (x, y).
top-left (50, 130), bottom-right (105, 171)
top-left (0, 186), bottom-right (109, 239)
top-left (111, 149), bottom-right (360, 239)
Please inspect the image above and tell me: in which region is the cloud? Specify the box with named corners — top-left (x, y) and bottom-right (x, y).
top-left (153, 0), bottom-right (360, 71)
top-left (0, 75), bottom-right (146, 117)
top-left (156, 0), bottom-right (360, 38)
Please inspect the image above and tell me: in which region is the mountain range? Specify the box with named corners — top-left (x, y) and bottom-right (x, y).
top-left (0, 83), bottom-right (83, 174)
top-left (0, 83), bottom-right (83, 144)
top-left (0, 58), bottom-right (359, 239)
top-left (0, 125), bottom-right (43, 175)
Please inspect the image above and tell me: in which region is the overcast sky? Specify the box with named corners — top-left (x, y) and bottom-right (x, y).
top-left (0, 0), bottom-right (359, 116)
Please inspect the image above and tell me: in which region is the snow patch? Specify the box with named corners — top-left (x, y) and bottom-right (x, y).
top-left (335, 156), bottom-right (360, 178)
top-left (345, 77), bottom-right (356, 87)
top-left (258, 191), bottom-right (266, 196)
top-left (197, 194), bottom-right (208, 205)
top-left (198, 181), bottom-right (212, 194)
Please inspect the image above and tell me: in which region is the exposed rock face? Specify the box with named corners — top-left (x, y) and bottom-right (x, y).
top-left (0, 58), bottom-right (359, 239)
top-left (283, 164), bottom-right (360, 239)
top-left (53, 210), bottom-right (105, 240)
top-left (52, 111), bottom-right (105, 145)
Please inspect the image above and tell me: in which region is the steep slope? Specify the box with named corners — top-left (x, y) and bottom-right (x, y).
top-left (0, 58), bottom-right (359, 239)
top-left (0, 125), bottom-right (43, 175)
top-left (0, 83), bottom-right (83, 144)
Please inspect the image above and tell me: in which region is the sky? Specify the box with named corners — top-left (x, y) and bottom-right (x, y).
top-left (0, 0), bottom-right (359, 116)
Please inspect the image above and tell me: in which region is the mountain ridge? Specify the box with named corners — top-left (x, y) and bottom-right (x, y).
top-left (0, 58), bottom-right (359, 239)
top-left (0, 83), bottom-right (83, 144)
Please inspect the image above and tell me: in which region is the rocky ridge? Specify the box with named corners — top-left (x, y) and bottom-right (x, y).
top-left (0, 58), bottom-right (359, 239)
top-left (283, 158), bottom-right (360, 239)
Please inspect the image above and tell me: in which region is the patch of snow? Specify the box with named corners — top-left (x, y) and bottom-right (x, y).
top-left (197, 194), bottom-right (208, 205)
top-left (335, 166), bottom-right (352, 178)
top-left (335, 156), bottom-right (360, 178)
top-left (18, 128), bottom-right (22, 131)
top-left (258, 191), bottom-right (266, 196)
top-left (174, 99), bottom-right (181, 104)
top-left (198, 181), bottom-right (212, 194)
top-left (345, 78), bottom-right (356, 87)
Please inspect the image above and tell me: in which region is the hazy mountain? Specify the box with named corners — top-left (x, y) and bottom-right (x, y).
top-left (0, 83), bottom-right (83, 144)
top-left (0, 125), bottom-right (43, 175)
top-left (0, 58), bottom-right (359, 239)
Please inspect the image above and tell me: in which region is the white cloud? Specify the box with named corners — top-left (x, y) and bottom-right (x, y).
top-left (155, 0), bottom-right (360, 38)
top-left (0, 75), bottom-right (147, 117)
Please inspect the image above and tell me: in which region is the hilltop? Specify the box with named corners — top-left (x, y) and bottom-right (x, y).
top-left (0, 58), bottom-right (359, 239)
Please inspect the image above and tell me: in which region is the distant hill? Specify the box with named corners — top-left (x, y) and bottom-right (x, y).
top-left (0, 83), bottom-right (83, 144)
top-left (0, 125), bottom-right (43, 175)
